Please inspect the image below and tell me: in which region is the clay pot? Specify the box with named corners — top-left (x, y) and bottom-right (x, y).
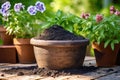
top-left (0, 46), bottom-right (17, 63)
top-left (92, 42), bottom-right (120, 67)
top-left (0, 26), bottom-right (13, 45)
top-left (30, 38), bottom-right (89, 70)
top-left (13, 38), bottom-right (36, 64)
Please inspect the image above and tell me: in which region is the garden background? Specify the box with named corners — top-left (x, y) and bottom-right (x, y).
top-left (0, 0), bottom-right (120, 26)
top-left (0, 0), bottom-right (120, 16)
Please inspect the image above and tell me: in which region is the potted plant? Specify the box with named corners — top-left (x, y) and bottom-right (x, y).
top-left (0, 1), bottom-right (46, 63)
top-left (0, 25), bottom-right (13, 45)
top-left (80, 6), bottom-right (120, 67)
top-left (0, 8), bottom-right (13, 45)
top-left (30, 10), bottom-right (89, 70)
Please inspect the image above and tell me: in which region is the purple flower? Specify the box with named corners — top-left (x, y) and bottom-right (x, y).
top-left (27, 6), bottom-right (37, 15)
top-left (110, 10), bottom-right (115, 14)
top-left (114, 10), bottom-right (120, 16)
top-left (80, 13), bottom-right (90, 19)
top-left (1, 1), bottom-right (11, 11)
top-left (14, 3), bottom-right (24, 12)
top-left (0, 1), bottom-right (11, 16)
top-left (0, 8), bottom-right (10, 16)
top-left (96, 14), bottom-right (103, 23)
top-left (35, 1), bottom-right (46, 13)
top-left (110, 6), bottom-right (116, 11)
top-left (110, 6), bottom-right (116, 14)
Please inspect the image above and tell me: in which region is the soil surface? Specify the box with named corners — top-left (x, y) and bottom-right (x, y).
top-left (35, 25), bottom-right (84, 40)
top-left (1, 66), bottom-right (98, 77)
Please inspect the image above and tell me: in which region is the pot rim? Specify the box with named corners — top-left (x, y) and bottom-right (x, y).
top-left (0, 26), bottom-right (6, 32)
top-left (13, 38), bottom-right (31, 45)
top-left (30, 38), bottom-right (89, 47)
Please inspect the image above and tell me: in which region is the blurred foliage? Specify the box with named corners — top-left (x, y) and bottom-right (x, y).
top-left (0, 0), bottom-right (120, 16)
top-left (101, 0), bottom-right (120, 16)
top-left (51, 0), bottom-right (102, 15)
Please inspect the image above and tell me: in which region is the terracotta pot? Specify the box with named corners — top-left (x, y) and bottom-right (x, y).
top-left (13, 38), bottom-right (36, 64)
top-left (30, 38), bottom-right (89, 70)
top-left (0, 46), bottom-right (17, 63)
top-left (0, 26), bottom-right (13, 45)
top-left (92, 42), bottom-right (120, 67)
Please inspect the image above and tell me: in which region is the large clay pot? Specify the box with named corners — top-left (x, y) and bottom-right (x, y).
top-left (92, 42), bottom-right (120, 67)
top-left (0, 26), bottom-right (13, 45)
top-left (13, 38), bottom-right (36, 64)
top-left (30, 38), bottom-right (89, 70)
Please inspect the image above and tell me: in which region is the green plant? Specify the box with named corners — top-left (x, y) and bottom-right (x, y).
top-left (80, 6), bottom-right (120, 50)
top-left (0, 1), bottom-right (46, 38)
top-left (40, 10), bottom-right (83, 35)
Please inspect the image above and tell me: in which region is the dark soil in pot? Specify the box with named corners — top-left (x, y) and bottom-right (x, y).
top-left (35, 25), bottom-right (84, 40)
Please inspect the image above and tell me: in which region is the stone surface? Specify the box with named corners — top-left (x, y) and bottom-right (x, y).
top-left (97, 69), bottom-right (120, 80)
top-left (1, 57), bottom-right (120, 80)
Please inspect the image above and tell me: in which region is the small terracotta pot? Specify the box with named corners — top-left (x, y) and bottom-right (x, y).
top-left (30, 38), bottom-right (89, 70)
top-left (0, 26), bottom-right (13, 45)
top-left (13, 38), bottom-right (36, 64)
top-left (0, 46), bottom-right (17, 63)
top-left (92, 42), bottom-right (120, 67)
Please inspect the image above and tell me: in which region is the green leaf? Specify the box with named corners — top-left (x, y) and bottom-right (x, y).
top-left (110, 22), bottom-right (115, 27)
top-left (110, 40), bottom-right (119, 51)
top-left (56, 10), bottom-right (62, 18)
top-left (113, 40), bottom-right (119, 44)
top-left (104, 40), bottom-right (111, 48)
top-left (110, 42), bottom-right (114, 51)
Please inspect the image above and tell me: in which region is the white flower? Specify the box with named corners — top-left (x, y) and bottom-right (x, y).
top-left (27, 5), bottom-right (37, 15)
top-left (0, 8), bottom-right (10, 16)
top-left (2, 11), bottom-right (10, 17)
top-left (14, 3), bottom-right (24, 12)
top-left (1, 1), bottom-right (11, 11)
top-left (35, 1), bottom-right (46, 13)
top-left (0, 1), bottom-right (11, 17)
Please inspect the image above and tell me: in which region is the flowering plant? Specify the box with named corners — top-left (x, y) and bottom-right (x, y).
top-left (80, 6), bottom-right (120, 50)
top-left (0, 1), bottom-right (46, 38)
